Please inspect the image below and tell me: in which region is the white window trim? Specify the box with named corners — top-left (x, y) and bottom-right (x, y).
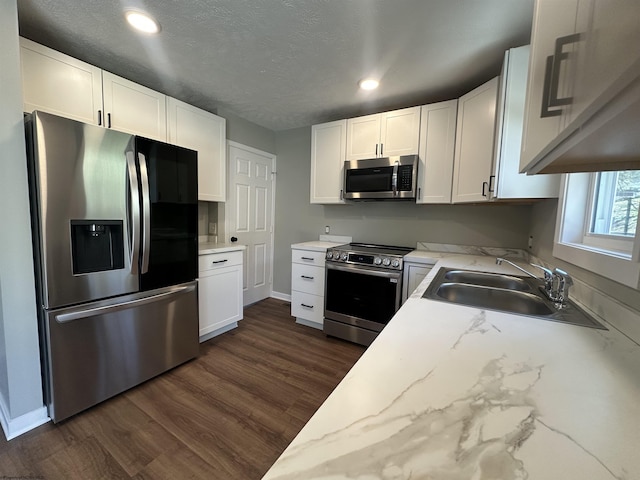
top-left (553, 173), bottom-right (640, 289)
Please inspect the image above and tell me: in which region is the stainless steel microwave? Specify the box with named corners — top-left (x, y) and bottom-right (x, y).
top-left (343, 155), bottom-right (418, 200)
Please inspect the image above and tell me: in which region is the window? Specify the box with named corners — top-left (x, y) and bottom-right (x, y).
top-left (583, 171), bottom-right (640, 253)
top-left (554, 171), bottom-right (640, 288)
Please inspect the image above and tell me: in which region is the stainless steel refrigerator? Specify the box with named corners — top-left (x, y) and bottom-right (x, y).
top-left (25, 111), bottom-right (199, 422)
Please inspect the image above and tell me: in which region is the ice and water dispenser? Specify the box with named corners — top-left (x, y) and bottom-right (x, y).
top-left (70, 220), bottom-right (125, 274)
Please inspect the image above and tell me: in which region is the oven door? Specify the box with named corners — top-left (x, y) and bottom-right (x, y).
top-left (324, 262), bottom-right (402, 332)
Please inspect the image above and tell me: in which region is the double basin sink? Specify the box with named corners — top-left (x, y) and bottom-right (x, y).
top-left (422, 267), bottom-right (606, 329)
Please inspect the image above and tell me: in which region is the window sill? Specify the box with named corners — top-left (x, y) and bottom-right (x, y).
top-left (553, 240), bottom-right (640, 289)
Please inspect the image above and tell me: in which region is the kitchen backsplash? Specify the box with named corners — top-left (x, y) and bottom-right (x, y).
top-left (416, 242), bottom-right (528, 259)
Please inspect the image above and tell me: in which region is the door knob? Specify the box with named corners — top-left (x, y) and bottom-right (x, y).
top-left (231, 236), bottom-right (238, 242)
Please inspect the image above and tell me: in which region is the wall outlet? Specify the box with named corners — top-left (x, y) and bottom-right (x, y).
top-left (209, 222), bottom-right (217, 235)
top-left (325, 225), bottom-right (330, 234)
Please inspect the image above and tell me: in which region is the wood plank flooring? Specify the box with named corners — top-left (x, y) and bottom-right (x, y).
top-left (0, 298), bottom-right (365, 479)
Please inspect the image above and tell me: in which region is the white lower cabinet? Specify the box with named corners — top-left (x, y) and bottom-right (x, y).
top-left (198, 250), bottom-right (243, 342)
top-left (291, 248), bottom-right (327, 329)
top-left (402, 262), bottom-right (434, 303)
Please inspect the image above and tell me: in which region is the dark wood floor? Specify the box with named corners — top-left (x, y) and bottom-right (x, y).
top-left (0, 298), bottom-right (365, 479)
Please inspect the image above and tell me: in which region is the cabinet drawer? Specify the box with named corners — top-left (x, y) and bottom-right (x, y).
top-left (292, 249), bottom-right (325, 266)
top-left (291, 264), bottom-right (325, 296)
top-left (291, 291), bottom-right (324, 326)
top-left (199, 250), bottom-right (243, 273)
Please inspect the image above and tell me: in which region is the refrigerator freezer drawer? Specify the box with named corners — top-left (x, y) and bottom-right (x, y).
top-left (44, 281), bottom-right (199, 422)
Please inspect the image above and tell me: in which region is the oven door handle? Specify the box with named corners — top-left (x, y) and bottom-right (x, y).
top-left (326, 262), bottom-right (402, 280)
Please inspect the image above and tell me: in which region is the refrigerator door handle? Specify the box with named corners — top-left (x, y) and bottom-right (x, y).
top-left (126, 150), bottom-right (141, 275)
top-left (54, 284), bottom-right (196, 323)
top-left (138, 152), bottom-right (151, 274)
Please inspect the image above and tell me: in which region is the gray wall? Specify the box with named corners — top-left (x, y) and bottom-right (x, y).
top-left (217, 107), bottom-right (276, 154)
top-left (273, 126), bottom-right (533, 295)
top-left (529, 199), bottom-right (640, 312)
top-left (0, 0), bottom-right (44, 420)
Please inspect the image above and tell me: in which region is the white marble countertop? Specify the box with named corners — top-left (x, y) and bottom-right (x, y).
top-left (291, 240), bottom-right (346, 252)
top-left (262, 254), bottom-right (640, 479)
top-left (198, 242), bottom-right (246, 255)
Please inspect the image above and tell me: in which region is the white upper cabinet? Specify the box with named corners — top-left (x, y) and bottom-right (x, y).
top-left (416, 100), bottom-right (457, 204)
top-left (20, 37), bottom-right (103, 125)
top-left (520, 0), bottom-right (579, 173)
top-left (520, 0), bottom-right (640, 174)
top-left (346, 107), bottom-right (420, 160)
top-left (310, 119), bottom-right (346, 204)
top-left (346, 113), bottom-right (381, 160)
top-left (102, 72), bottom-right (167, 141)
top-left (19, 37), bottom-right (167, 141)
top-left (167, 98), bottom-right (227, 202)
top-left (491, 45), bottom-right (559, 200)
top-left (451, 77), bottom-right (500, 203)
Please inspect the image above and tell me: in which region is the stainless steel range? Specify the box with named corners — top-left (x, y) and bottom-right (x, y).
top-left (323, 243), bottom-right (413, 346)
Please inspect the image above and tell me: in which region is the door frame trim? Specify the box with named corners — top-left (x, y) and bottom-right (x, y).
top-left (226, 140), bottom-right (277, 301)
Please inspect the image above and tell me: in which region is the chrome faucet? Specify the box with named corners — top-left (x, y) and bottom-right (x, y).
top-left (496, 258), bottom-right (573, 308)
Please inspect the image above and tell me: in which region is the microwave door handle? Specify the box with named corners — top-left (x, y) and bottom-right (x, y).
top-left (125, 150), bottom-right (140, 275)
top-left (138, 152), bottom-right (151, 274)
top-left (392, 161), bottom-right (399, 196)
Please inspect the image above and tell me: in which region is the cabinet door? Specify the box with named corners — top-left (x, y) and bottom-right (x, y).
top-left (102, 71), bottom-right (167, 141)
top-left (167, 98), bottom-right (226, 202)
top-left (416, 100), bottom-right (457, 204)
top-left (520, 0), bottom-right (579, 172)
top-left (402, 264), bottom-right (432, 303)
top-left (20, 38), bottom-right (103, 125)
top-left (380, 106), bottom-right (421, 157)
top-left (452, 77), bottom-right (499, 203)
top-left (569, 0), bottom-right (640, 126)
top-left (198, 265), bottom-right (242, 338)
top-left (310, 120), bottom-right (346, 204)
top-left (346, 113), bottom-right (381, 160)
top-left (492, 46), bottom-right (560, 199)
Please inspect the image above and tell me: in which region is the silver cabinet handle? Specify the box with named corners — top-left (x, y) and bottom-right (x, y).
top-left (211, 259), bottom-right (228, 264)
top-left (301, 303), bottom-right (314, 309)
top-left (541, 33), bottom-right (582, 118)
top-left (301, 275), bottom-right (314, 280)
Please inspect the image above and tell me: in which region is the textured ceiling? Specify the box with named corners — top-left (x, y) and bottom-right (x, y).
top-left (17, 0), bottom-right (534, 132)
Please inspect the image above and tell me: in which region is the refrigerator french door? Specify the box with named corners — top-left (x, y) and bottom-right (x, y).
top-left (27, 111), bottom-right (199, 422)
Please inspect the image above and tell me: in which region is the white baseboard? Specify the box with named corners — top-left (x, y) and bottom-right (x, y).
top-left (0, 395), bottom-right (49, 441)
top-left (199, 322), bottom-right (238, 343)
top-left (271, 291), bottom-right (291, 302)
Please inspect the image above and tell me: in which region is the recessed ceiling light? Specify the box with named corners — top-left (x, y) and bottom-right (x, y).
top-left (359, 79), bottom-right (380, 91)
top-left (125, 10), bottom-right (160, 34)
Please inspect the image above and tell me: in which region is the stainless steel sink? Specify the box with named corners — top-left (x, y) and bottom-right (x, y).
top-left (436, 283), bottom-right (553, 315)
top-left (442, 270), bottom-right (532, 292)
top-left (422, 267), bottom-right (606, 329)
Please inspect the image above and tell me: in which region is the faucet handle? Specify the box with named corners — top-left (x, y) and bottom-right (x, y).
top-left (552, 268), bottom-right (573, 306)
top-left (553, 268), bottom-right (573, 286)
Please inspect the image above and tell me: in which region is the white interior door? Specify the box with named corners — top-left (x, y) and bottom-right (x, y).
top-left (227, 142), bottom-right (275, 306)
